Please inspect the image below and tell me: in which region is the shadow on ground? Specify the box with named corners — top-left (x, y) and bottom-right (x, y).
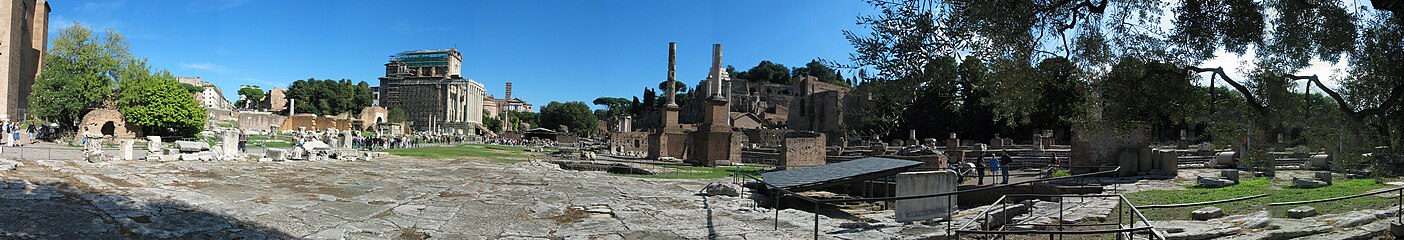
top-left (0, 178), bottom-right (295, 239)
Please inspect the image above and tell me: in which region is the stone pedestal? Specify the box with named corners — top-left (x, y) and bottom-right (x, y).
top-left (946, 133), bottom-right (959, 150)
top-left (692, 131), bottom-right (740, 166)
top-left (342, 131), bottom-right (353, 149)
top-left (222, 131), bottom-right (239, 159)
top-left (647, 132), bottom-right (687, 160)
top-left (895, 171), bottom-right (957, 222)
top-left (120, 140), bottom-right (134, 161)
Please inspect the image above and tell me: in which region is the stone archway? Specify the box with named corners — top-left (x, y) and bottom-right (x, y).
top-left (100, 121), bottom-right (116, 136)
top-left (79, 108), bottom-right (137, 139)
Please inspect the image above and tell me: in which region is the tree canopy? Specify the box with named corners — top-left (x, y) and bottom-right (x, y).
top-left (115, 58), bottom-right (207, 136)
top-left (236, 86), bottom-right (265, 109)
top-left (29, 23), bottom-right (127, 130)
top-left (284, 78), bottom-right (374, 116)
top-left (31, 23), bottom-right (205, 137)
top-left (540, 101), bottom-right (597, 133)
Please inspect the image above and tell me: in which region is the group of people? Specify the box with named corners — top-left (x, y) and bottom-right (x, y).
top-left (5, 121), bottom-right (58, 146)
top-left (959, 150), bottom-right (1015, 185)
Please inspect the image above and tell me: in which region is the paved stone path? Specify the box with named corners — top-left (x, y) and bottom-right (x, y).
top-left (0, 156), bottom-right (840, 239)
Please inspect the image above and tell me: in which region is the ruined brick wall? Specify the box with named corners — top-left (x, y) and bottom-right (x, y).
top-left (1070, 122), bottom-right (1149, 176)
top-left (742, 128), bottom-right (785, 148)
top-left (79, 108), bottom-right (137, 139)
top-left (780, 132), bottom-right (826, 168)
top-left (206, 108), bottom-right (234, 121)
top-left (609, 132), bottom-right (649, 154)
top-left (279, 114), bottom-right (354, 132)
top-left (237, 111), bottom-right (287, 132)
top-left (649, 132), bottom-right (688, 160)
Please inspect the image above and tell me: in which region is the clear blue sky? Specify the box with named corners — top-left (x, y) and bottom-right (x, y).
top-left (54, 0), bottom-right (875, 111)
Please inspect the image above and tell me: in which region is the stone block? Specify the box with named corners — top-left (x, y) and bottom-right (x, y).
top-left (178, 153), bottom-right (199, 161)
top-left (1192, 207), bottom-right (1225, 220)
top-left (1157, 149), bottom-right (1178, 176)
top-left (700, 182), bottom-right (740, 197)
top-left (146, 136), bottom-right (162, 153)
top-left (1315, 171), bottom-right (1332, 184)
top-left (1308, 155), bottom-right (1330, 170)
top-left (158, 154), bottom-right (178, 162)
top-left (895, 171), bottom-right (957, 222)
top-left (120, 140), bottom-right (134, 161)
top-left (1212, 151), bottom-right (1236, 167)
top-left (1196, 177), bottom-right (1236, 188)
top-left (1221, 170), bottom-right (1240, 183)
top-left (1288, 206), bottom-right (1318, 219)
top-left (173, 141), bottom-right (210, 152)
top-left (0, 159), bottom-right (22, 171)
top-left (1292, 178), bottom-right (1329, 188)
top-left (266, 149), bottom-right (287, 161)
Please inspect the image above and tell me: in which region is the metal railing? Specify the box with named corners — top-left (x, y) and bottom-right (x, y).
top-left (740, 166), bottom-right (1124, 239)
top-left (955, 194), bottom-right (1165, 240)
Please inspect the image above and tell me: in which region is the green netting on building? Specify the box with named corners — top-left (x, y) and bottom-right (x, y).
top-left (392, 49), bottom-right (454, 67)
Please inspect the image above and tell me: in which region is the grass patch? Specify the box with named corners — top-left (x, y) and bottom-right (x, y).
top-left (613, 165), bottom-right (767, 180)
top-left (1050, 169), bottom-right (1070, 178)
top-left (380, 145), bottom-right (533, 163)
top-left (1125, 178), bottom-right (1398, 220)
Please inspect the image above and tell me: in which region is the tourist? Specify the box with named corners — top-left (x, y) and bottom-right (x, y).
top-left (237, 130), bottom-right (248, 152)
top-left (973, 156), bottom-right (986, 185)
top-left (1000, 150), bottom-right (1013, 184)
top-left (986, 153), bottom-right (999, 184)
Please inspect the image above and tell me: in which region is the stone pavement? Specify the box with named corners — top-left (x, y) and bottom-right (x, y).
top-left (0, 156), bottom-right (841, 239)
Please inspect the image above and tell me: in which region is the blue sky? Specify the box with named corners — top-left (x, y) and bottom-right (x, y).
top-left (54, 0), bottom-right (876, 111)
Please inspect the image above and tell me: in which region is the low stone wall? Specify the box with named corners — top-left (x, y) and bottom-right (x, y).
top-left (279, 115), bottom-right (354, 132)
top-left (238, 112), bottom-right (287, 132)
top-left (608, 132), bottom-right (649, 155)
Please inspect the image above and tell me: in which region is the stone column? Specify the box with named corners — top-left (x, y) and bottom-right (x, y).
top-left (665, 42), bottom-right (678, 107)
top-left (709, 44), bottom-right (725, 101)
top-left (342, 131), bottom-right (353, 149)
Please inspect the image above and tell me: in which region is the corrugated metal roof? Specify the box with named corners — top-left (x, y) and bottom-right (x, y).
top-left (761, 157), bottom-right (923, 190)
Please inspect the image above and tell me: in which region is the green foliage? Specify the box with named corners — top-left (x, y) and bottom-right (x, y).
top-left (284, 78), bottom-right (374, 116)
top-left (983, 57), bottom-right (1086, 129)
top-left (657, 80), bottom-right (687, 93)
top-left (733, 60), bottom-right (791, 84)
top-left (387, 108), bottom-right (406, 123)
top-left (28, 23), bottom-right (127, 129)
top-left (115, 59), bottom-right (206, 137)
top-left (790, 59), bottom-right (849, 87)
top-left (482, 110), bottom-right (502, 133)
top-left (505, 111), bottom-right (540, 131)
top-left (540, 101), bottom-right (598, 133)
top-left (178, 83), bottom-right (204, 94)
top-left (236, 86), bottom-right (265, 109)
top-left (1101, 58), bottom-right (1200, 127)
top-left (592, 97), bottom-right (632, 118)
top-left (381, 145), bottom-right (532, 162)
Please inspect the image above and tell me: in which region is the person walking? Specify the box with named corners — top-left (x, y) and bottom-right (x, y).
top-left (1000, 150), bottom-right (1013, 184)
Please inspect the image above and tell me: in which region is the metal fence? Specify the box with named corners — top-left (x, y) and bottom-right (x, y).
top-left (740, 166), bottom-right (1128, 239)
